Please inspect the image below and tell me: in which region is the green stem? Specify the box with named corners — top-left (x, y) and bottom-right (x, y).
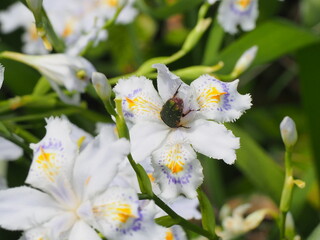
top-left (39, 8), bottom-right (66, 52)
top-left (202, 18), bottom-right (225, 65)
top-left (279, 148), bottom-right (294, 240)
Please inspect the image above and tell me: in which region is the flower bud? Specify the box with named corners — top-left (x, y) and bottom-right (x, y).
top-left (280, 116), bottom-right (298, 148)
top-left (92, 72), bottom-right (112, 101)
top-left (231, 46), bottom-right (258, 78)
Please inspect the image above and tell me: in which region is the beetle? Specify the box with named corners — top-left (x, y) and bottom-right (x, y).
top-left (160, 84), bottom-right (193, 128)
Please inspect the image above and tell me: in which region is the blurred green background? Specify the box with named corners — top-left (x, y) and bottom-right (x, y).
top-left (0, 0), bottom-right (319, 239)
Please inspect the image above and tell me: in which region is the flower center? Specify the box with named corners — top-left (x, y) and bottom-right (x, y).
top-left (165, 230), bottom-right (174, 240)
top-left (234, 0), bottom-right (251, 11)
top-left (104, 0), bottom-right (118, 7)
top-left (62, 20), bottom-right (75, 38)
top-left (165, 144), bottom-right (185, 174)
top-left (160, 96), bottom-right (184, 128)
top-left (36, 147), bottom-right (59, 182)
top-left (93, 202), bottom-right (136, 224)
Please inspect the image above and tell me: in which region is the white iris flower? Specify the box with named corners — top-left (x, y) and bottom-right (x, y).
top-left (3, 52), bottom-right (95, 105)
top-left (216, 203), bottom-right (268, 240)
top-left (0, 117), bottom-right (164, 240)
top-left (217, 0), bottom-right (259, 34)
top-left (114, 64), bottom-right (251, 199)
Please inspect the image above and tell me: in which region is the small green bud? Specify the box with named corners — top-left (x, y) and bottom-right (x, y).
top-left (92, 72), bottom-right (112, 101)
top-left (280, 116), bottom-right (298, 149)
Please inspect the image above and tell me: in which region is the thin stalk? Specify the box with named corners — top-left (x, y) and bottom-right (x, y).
top-left (202, 18), bottom-right (224, 65)
top-left (279, 148), bottom-right (294, 240)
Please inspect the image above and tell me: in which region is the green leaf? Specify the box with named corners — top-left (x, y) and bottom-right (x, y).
top-left (197, 188), bottom-right (216, 238)
top-left (214, 19), bottom-right (319, 74)
top-left (136, 163), bottom-right (153, 196)
top-left (155, 215), bottom-right (180, 228)
top-left (296, 43), bottom-right (320, 190)
top-left (228, 124), bottom-right (284, 203)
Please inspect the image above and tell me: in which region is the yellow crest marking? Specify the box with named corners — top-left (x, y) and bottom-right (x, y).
top-left (36, 147), bottom-right (59, 182)
top-left (77, 136), bottom-right (86, 149)
top-left (236, 0), bottom-right (251, 9)
top-left (104, 0), bottom-right (118, 7)
top-left (148, 173), bottom-right (155, 182)
top-left (93, 202), bottom-right (136, 223)
top-left (165, 231), bottom-right (174, 240)
top-left (125, 97), bottom-right (161, 117)
top-left (62, 19), bottom-right (75, 38)
top-left (165, 144), bottom-right (185, 174)
top-left (197, 87), bottom-right (226, 108)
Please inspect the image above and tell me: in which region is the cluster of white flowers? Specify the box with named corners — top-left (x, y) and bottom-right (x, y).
top-left (0, 58), bottom-right (252, 239)
top-left (0, 0), bottom-right (137, 55)
top-left (0, 1), bottom-right (260, 238)
top-left (114, 64), bottom-right (252, 199)
top-left (0, 117), bottom-right (169, 240)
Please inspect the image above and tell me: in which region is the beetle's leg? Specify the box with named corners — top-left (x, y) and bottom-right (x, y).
top-left (173, 83), bottom-right (183, 97)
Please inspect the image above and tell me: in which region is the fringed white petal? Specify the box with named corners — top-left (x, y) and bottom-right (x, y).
top-left (153, 63), bottom-right (188, 103)
top-left (69, 221), bottom-right (101, 240)
top-left (152, 134), bottom-right (203, 199)
top-left (72, 127), bottom-right (130, 201)
top-left (26, 117), bottom-right (78, 194)
top-left (188, 119), bottom-right (239, 164)
top-left (130, 121), bottom-right (170, 162)
top-left (0, 186), bottom-right (61, 231)
top-left (191, 75), bottom-right (252, 122)
top-left (0, 137), bottom-right (23, 161)
top-left (114, 76), bottom-right (163, 123)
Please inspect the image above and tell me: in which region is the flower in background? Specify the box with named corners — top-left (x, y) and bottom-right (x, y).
top-left (0, 137), bottom-right (23, 190)
top-left (231, 45), bottom-right (258, 78)
top-left (0, 64), bottom-right (4, 88)
top-left (0, 117), bottom-right (165, 240)
top-left (2, 52), bottom-right (95, 105)
top-left (216, 203), bottom-right (269, 240)
top-left (280, 116), bottom-right (298, 149)
top-left (114, 64), bottom-right (251, 199)
top-left (90, 0), bottom-right (138, 25)
top-left (0, 65), bottom-right (23, 189)
top-left (0, 0), bottom-right (137, 55)
top-left (217, 0), bottom-right (259, 34)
